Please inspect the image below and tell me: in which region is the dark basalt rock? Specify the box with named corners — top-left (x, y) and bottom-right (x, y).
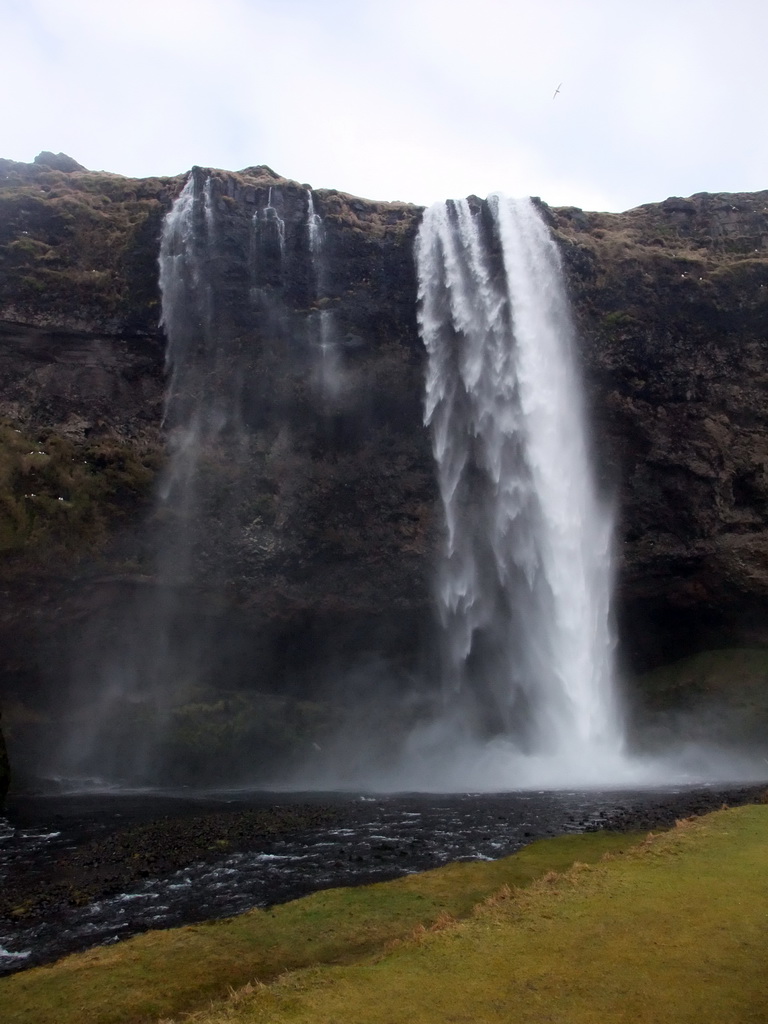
top-left (32, 152), bottom-right (87, 173)
top-left (550, 191), bottom-right (768, 668)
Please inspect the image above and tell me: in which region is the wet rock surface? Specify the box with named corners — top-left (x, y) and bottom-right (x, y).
top-left (0, 796), bottom-right (342, 919)
top-left (1, 784), bottom-right (766, 974)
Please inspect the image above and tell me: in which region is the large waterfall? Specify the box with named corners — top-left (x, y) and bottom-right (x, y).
top-left (414, 195), bottom-right (625, 784)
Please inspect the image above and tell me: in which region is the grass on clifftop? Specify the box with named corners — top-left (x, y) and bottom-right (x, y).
top-left (175, 805), bottom-right (768, 1024)
top-left (0, 831), bottom-right (641, 1024)
top-left (0, 167), bottom-right (179, 320)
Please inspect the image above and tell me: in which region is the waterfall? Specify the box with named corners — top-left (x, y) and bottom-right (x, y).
top-left (261, 186), bottom-right (286, 256)
top-left (306, 189), bottom-right (323, 270)
top-left (250, 186), bottom-right (287, 296)
top-left (53, 170), bottom-right (283, 786)
top-left (159, 175), bottom-right (224, 505)
top-left (306, 188), bottom-right (343, 402)
top-left (52, 171), bottom-right (354, 787)
top-left (416, 195), bottom-right (624, 778)
top-left (54, 172), bottom-right (239, 784)
top-left (158, 174), bottom-right (230, 524)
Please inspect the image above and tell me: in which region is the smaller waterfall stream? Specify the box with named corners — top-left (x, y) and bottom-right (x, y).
top-left (306, 188), bottom-right (343, 402)
top-left (414, 195), bottom-right (626, 785)
top-left (55, 173), bottom-right (244, 784)
top-left (306, 189), bottom-right (323, 269)
top-left (50, 172), bottom-right (364, 788)
top-left (261, 186), bottom-right (286, 256)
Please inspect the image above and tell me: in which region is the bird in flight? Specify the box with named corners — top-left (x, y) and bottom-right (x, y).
top-left (553, 82), bottom-right (562, 99)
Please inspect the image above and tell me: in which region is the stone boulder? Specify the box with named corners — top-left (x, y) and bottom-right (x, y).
top-left (33, 151), bottom-right (87, 173)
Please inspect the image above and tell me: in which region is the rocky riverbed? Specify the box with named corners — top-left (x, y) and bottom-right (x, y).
top-left (2, 783), bottom-right (766, 975)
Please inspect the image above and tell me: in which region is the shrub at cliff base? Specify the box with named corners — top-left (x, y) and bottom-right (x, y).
top-left (633, 648), bottom-right (768, 749)
top-left (53, 690), bottom-right (338, 785)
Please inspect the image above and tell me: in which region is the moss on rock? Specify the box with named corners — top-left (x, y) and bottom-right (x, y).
top-left (630, 648), bottom-right (768, 749)
top-left (0, 420), bottom-right (160, 569)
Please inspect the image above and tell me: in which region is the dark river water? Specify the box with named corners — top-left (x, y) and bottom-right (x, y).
top-left (1, 783), bottom-right (765, 975)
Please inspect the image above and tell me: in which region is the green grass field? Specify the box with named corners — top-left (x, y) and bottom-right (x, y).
top-left (1, 830), bottom-right (642, 1024)
top-left (4, 805), bottom-right (768, 1024)
top-left (184, 805), bottom-right (768, 1024)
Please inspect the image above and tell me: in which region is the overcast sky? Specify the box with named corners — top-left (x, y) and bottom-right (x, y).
top-left (3, 0), bottom-right (766, 211)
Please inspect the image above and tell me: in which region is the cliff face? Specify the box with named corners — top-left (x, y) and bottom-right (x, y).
top-left (551, 194), bottom-right (768, 666)
top-left (0, 159), bottom-right (437, 781)
top-left (0, 154), bottom-right (767, 783)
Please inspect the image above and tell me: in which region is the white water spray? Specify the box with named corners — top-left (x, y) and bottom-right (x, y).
top-left (416, 195), bottom-right (624, 779)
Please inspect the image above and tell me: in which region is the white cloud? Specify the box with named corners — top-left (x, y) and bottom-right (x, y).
top-left (1, 0), bottom-right (766, 210)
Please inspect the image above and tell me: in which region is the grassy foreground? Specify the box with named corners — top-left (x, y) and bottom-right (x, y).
top-left (1, 830), bottom-right (641, 1024)
top-left (176, 804), bottom-right (768, 1024)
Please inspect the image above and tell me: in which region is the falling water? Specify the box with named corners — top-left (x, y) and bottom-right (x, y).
top-left (261, 186), bottom-right (286, 255)
top-left (306, 189), bottom-right (323, 268)
top-left (51, 170), bottom-right (280, 785)
top-left (160, 175), bottom-right (229, 486)
top-left (51, 171), bottom-right (356, 786)
top-left (305, 188), bottom-right (343, 402)
top-left (249, 186), bottom-right (287, 297)
top-left (159, 173), bottom-right (240, 515)
top-left (52, 173), bottom-right (237, 784)
top-left (416, 195), bottom-right (624, 779)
